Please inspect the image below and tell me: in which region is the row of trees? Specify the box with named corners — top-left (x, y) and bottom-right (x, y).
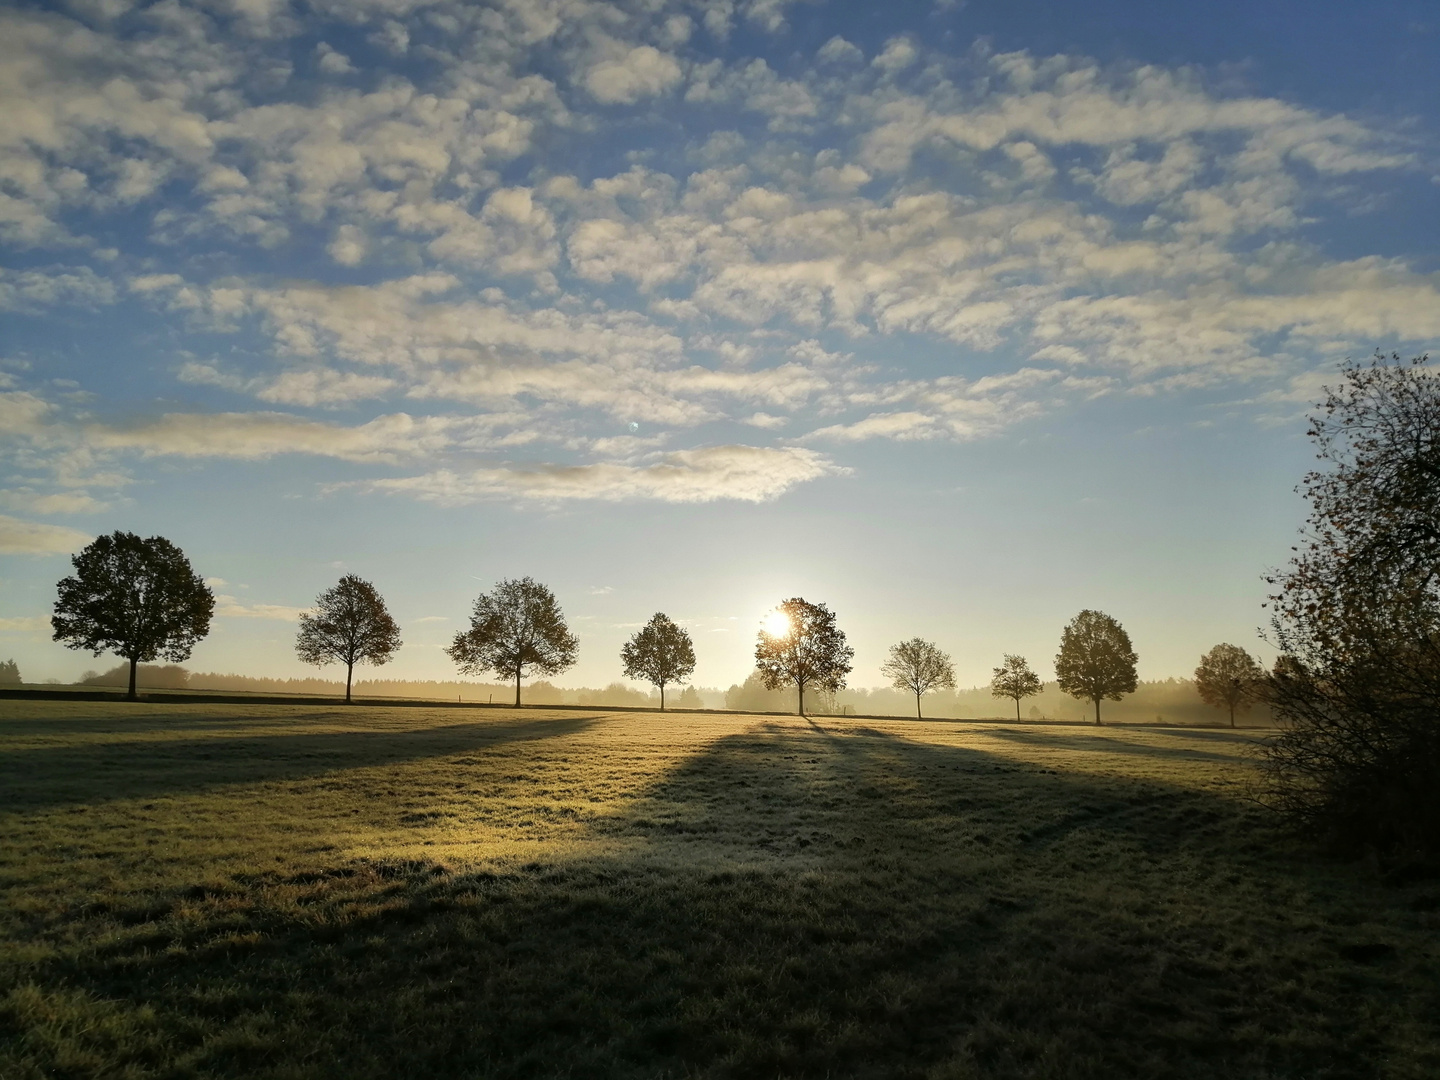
top-left (45, 538), bottom-right (1253, 722)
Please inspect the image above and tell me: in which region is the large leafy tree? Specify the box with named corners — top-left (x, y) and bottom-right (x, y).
top-left (754, 598), bottom-right (853, 717)
top-left (621, 613), bottom-right (696, 710)
top-left (880, 638), bottom-right (955, 719)
top-left (991, 654), bottom-right (1043, 722)
top-left (1194, 643), bottom-right (1264, 728)
top-left (295, 575), bottom-right (403, 704)
top-left (52, 531), bottom-right (214, 701)
top-left (447, 577), bottom-right (578, 706)
top-left (1054, 609), bottom-right (1137, 725)
top-left (1263, 352), bottom-right (1440, 856)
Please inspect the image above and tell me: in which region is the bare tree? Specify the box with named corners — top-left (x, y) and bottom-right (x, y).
top-left (990, 654), bottom-right (1043, 722)
top-left (52, 531), bottom-right (214, 701)
top-left (880, 638), bottom-right (955, 719)
top-left (295, 575), bottom-right (403, 704)
top-left (1194, 643), bottom-right (1264, 727)
top-left (1055, 609), bottom-right (1138, 725)
top-left (447, 577), bottom-right (578, 706)
top-left (621, 613), bottom-right (696, 710)
top-left (754, 598), bottom-right (853, 717)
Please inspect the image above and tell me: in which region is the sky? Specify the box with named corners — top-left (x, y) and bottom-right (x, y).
top-left (1, 0), bottom-right (1438, 691)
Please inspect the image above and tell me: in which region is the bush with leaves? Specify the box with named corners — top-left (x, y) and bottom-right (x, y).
top-left (1263, 353), bottom-right (1440, 859)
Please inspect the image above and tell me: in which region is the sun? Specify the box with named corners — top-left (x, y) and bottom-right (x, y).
top-left (762, 609), bottom-right (792, 639)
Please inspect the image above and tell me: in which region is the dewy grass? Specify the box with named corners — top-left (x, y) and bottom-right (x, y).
top-left (1, 702), bottom-right (1436, 1079)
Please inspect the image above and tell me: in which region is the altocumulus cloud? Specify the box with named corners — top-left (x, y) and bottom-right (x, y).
top-left (0, 0), bottom-right (1435, 513)
top-left (365, 446), bottom-right (847, 505)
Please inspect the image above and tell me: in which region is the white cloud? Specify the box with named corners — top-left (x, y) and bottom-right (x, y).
top-left (585, 46), bottom-right (683, 105)
top-left (0, 514), bottom-right (91, 554)
top-left (367, 445), bottom-right (846, 504)
top-left (215, 594), bottom-right (308, 620)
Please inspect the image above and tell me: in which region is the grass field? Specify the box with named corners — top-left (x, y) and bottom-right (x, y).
top-left (1, 702), bottom-right (1437, 1079)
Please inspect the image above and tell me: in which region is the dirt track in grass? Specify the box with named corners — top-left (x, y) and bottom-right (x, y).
top-left (2, 701), bottom-right (1437, 1078)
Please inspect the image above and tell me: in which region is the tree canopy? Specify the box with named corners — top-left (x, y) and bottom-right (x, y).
top-left (990, 655), bottom-right (1043, 722)
top-left (0, 658), bottom-right (19, 685)
top-left (621, 613), bottom-right (696, 710)
top-left (754, 598), bottom-right (853, 717)
top-left (296, 575), bottom-right (403, 703)
top-left (1262, 352), bottom-right (1440, 857)
top-left (446, 577), bottom-right (578, 706)
top-left (880, 638), bottom-right (955, 719)
top-left (1194, 643), bottom-right (1263, 728)
top-left (1054, 609), bottom-right (1137, 725)
top-left (52, 531), bottom-right (214, 700)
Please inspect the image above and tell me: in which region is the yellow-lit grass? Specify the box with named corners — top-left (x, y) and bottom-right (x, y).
top-left (1, 702), bottom-right (1437, 1078)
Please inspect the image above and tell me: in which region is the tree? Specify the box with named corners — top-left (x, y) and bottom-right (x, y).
top-left (880, 638), bottom-right (955, 719)
top-left (446, 577), bottom-right (578, 706)
top-left (1262, 352), bottom-right (1440, 857)
top-left (295, 575), bottom-right (403, 704)
top-left (754, 598), bottom-right (853, 717)
top-left (621, 613), bottom-right (696, 710)
top-left (991, 654), bottom-right (1043, 722)
top-left (52, 531), bottom-right (214, 701)
top-left (0, 658), bottom-right (19, 685)
top-left (1194, 643), bottom-right (1264, 728)
top-left (1054, 609), bottom-right (1137, 725)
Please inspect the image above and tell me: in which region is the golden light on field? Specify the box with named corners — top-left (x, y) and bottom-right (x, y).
top-left (763, 609), bottom-right (792, 639)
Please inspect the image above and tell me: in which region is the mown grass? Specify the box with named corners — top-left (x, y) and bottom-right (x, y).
top-left (1, 702), bottom-right (1436, 1079)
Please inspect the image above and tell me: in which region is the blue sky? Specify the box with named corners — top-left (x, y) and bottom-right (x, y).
top-left (1, 0), bottom-right (1437, 691)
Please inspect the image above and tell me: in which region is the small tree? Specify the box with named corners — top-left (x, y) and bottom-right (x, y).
top-left (447, 577), bottom-right (578, 706)
top-left (1055, 609), bottom-right (1138, 725)
top-left (880, 638), bottom-right (955, 719)
top-left (295, 575), bottom-right (403, 704)
top-left (754, 598), bottom-right (854, 717)
top-left (621, 613), bottom-right (696, 710)
top-left (52, 531), bottom-right (214, 701)
top-left (991, 654), bottom-right (1043, 722)
top-left (0, 658), bottom-right (20, 685)
top-left (1194, 643), bottom-right (1264, 728)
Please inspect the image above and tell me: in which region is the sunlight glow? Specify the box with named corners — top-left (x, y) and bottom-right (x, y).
top-left (763, 609), bottom-right (792, 639)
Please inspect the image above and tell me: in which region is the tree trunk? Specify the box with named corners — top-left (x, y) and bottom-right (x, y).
top-left (345, 660), bottom-right (354, 704)
top-left (660, 684), bottom-right (666, 711)
top-left (797, 682), bottom-right (804, 717)
top-left (916, 690), bottom-right (922, 720)
top-left (1094, 697), bottom-right (1102, 725)
top-left (1229, 703), bottom-right (1236, 728)
top-left (127, 656), bottom-right (138, 701)
top-left (1015, 697), bottom-right (1021, 722)
top-left (515, 665), bottom-right (522, 707)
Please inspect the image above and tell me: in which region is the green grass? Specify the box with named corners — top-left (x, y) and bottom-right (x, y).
top-left (1, 702), bottom-right (1436, 1079)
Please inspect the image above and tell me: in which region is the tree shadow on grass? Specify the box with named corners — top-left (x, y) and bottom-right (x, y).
top-left (978, 725), bottom-right (1258, 765)
top-left (0, 713), bottom-right (604, 814)
top-left (4, 718), bottom-right (1436, 1080)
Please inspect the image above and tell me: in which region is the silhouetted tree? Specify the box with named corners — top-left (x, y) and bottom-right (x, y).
top-left (991, 654), bottom-right (1043, 722)
top-left (1263, 352), bottom-right (1440, 857)
top-left (1055, 609), bottom-right (1137, 725)
top-left (754, 598), bottom-right (853, 717)
top-left (52, 531), bottom-right (214, 701)
top-left (0, 658), bottom-right (19, 685)
top-left (1194, 643), bottom-right (1264, 727)
top-left (880, 637), bottom-right (955, 719)
top-left (621, 613), bottom-right (696, 710)
top-left (447, 577), bottom-right (578, 706)
top-left (295, 575), bottom-right (403, 704)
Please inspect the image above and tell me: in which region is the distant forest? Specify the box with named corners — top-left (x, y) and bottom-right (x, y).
top-left (73, 663), bottom-right (1266, 726)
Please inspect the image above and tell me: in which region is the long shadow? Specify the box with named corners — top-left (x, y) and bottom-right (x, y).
top-left (978, 725), bottom-right (1256, 765)
top-left (0, 713), bottom-right (603, 814)
top-left (6, 716), bottom-right (1435, 1079)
